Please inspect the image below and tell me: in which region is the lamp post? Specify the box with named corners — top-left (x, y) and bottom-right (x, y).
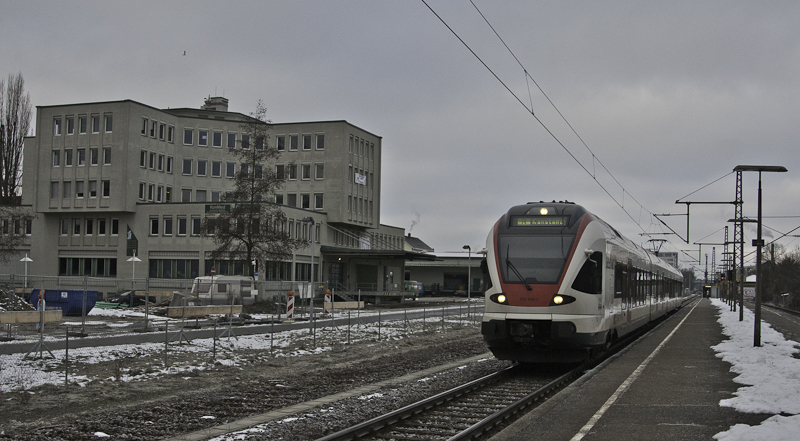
top-left (20, 254), bottom-right (32, 288)
top-left (733, 165), bottom-right (787, 347)
top-left (302, 217), bottom-right (315, 325)
top-left (462, 245), bottom-right (471, 315)
top-left (127, 252), bottom-right (141, 285)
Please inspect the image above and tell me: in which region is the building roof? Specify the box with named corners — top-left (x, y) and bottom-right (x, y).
top-left (405, 235), bottom-right (434, 253)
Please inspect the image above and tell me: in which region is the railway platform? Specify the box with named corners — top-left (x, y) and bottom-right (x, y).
top-left (490, 298), bottom-right (783, 441)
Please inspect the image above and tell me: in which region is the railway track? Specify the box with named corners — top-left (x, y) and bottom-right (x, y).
top-left (316, 299), bottom-right (699, 441)
top-left (316, 363), bottom-right (580, 441)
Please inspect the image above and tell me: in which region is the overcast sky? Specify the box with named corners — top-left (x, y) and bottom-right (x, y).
top-left (3, 1), bottom-right (800, 275)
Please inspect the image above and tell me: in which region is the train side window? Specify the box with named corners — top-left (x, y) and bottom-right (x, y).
top-left (614, 262), bottom-right (625, 299)
top-left (572, 251), bottom-right (603, 294)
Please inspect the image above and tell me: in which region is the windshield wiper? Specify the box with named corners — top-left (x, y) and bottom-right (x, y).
top-left (505, 247), bottom-right (532, 291)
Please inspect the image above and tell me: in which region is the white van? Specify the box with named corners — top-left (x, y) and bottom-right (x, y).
top-left (189, 275), bottom-right (257, 305)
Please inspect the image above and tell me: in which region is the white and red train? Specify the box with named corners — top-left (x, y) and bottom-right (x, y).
top-left (481, 201), bottom-right (684, 363)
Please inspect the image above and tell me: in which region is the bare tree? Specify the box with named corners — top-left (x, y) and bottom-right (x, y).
top-left (201, 100), bottom-right (306, 274)
top-left (0, 72), bottom-right (32, 205)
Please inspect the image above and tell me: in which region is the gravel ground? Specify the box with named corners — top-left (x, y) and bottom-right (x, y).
top-left (0, 323), bottom-right (511, 440)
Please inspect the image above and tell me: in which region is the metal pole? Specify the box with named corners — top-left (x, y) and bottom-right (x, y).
top-left (755, 172), bottom-right (763, 347)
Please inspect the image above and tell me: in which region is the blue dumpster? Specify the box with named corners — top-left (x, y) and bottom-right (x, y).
top-left (28, 289), bottom-right (97, 316)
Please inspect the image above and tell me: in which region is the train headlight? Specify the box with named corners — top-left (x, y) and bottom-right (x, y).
top-left (490, 293), bottom-right (508, 305)
top-left (549, 294), bottom-right (576, 306)
top-left (540, 207), bottom-right (549, 215)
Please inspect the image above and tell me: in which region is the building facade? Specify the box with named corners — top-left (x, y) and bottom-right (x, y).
top-left (17, 97), bottom-right (410, 297)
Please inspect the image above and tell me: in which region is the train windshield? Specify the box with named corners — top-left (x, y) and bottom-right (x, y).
top-left (498, 235), bottom-right (575, 285)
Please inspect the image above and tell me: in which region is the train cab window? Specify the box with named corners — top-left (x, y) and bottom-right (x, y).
top-left (571, 251), bottom-right (602, 294)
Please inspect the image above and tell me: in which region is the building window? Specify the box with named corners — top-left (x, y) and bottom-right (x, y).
top-left (212, 161), bottom-right (222, 177)
top-left (66, 117), bottom-right (74, 135)
top-left (90, 148), bottom-right (99, 166)
top-left (314, 193), bottom-right (324, 210)
top-left (198, 129), bottom-right (208, 146)
top-left (227, 133), bottom-right (236, 149)
top-left (159, 123), bottom-right (165, 140)
top-left (79, 115), bottom-right (87, 134)
top-left (288, 164), bottom-right (297, 180)
top-left (196, 189), bottom-right (207, 202)
top-left (50, 181), bottom-right (59, 199)
top-left (315, 163), bottom-right (324, 179)
top-left (211, 190), bottom-right (220, 202)
top-left (275, 194), bottom-right (284, 205)
top-left (239, 134), bottom-right (249, 149)
top-left (289, 134), bottom-right (298, 151)
top-left (276, 135), bottom-right (285, 151)
top-left (178, 216), bottom-right (187, 236)
top-left (77, 148), bottom-right (86, 166)
top-left (91, 115), bottom-right (100, 133)
top-left (276, 164), bottom-right (285, 179)
top-left (62, 181), bottom-right (71, 199)
top-left (102, 180), bottom-right (110, 198)
top-left (139, 182), bottom-right (146, 200)
top-left (287, 194), bottom-right (297, 207)
top-left (158, 154), bottom-right (164, 171)
top-left (86, 218), bottom-right (94, 235)
top-left (65, 149), bottom-right (73, 166)
top-left (168, 125), bottom-right (175, 143)
top-left (316, 133), bottom-right (325, 150)
top-left (167, 156), bottom-right (174, 174)
top-left (150, 120), bottom-right (157, 138)
top-left (197, 159), bottom-right (207, 176)
top-left (165, 187), bottom-right (172, 202)
top-left (181, 188), bottom-right (192, 202)
top-left (191, 217), bottom-right (201, 236)
top-left (140, 150), bottom-right (147, 167)
top-left (75, 181), bottom-right (85, 198)
top-left (302, 134), bottom-right (311, 150)
top-left (182, 159), bottom-right (192, 175)
top-left (163, 217), bottom-right (173, 236)
top-left (54, 118), bottom-right (62, 136)
top-left (104, 115), bottom-right (112, 133)
top-left (148, 184), bottom-right (155, 201)
top-left (149, 217), bottom-right (159, 235)
top-left (111, 218), bottom-right (119, 236)
top-left (149, 152), bottom-right (156, 169)
top-left (142, 118), bottom-right (148, 135)
top-left (157, 185), bottom-right (163, 202)
top-left (183, 128), bottom-right (193, 145)
top-left (226, 162), bottom-right (235, 178)
top-left (212, 131), bottom-right (222, 147)
top-left (103, 147), bottom-right (111, 165)
top-left (98, 218), bottom-right (106, 235)
top-left (301, 164), bottom-right (311, 180)
top-left (89, 180), bottom-right (97, 198)
top-left (301, 194), bottom-right (310, 209)
top-left (60, 219), bottom-right (68, 235)
top-left (73, 218), bottom-right (81, 235)
top-left (254, 164), bottom-right (263, 179)
top-left (240, 163), bottom-right (249, 177)
top-left (52, 150), bottom-right (60, 167)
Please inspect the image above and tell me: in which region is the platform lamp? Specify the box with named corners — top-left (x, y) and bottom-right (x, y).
top-left (733, 165), bottom-right (787, 347)
top-left (20, 254), bottom-right (32, 288)
top-left (462, 245), bottom-right (471, 316)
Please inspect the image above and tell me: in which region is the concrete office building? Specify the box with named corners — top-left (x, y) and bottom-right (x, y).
top-left (17, 96), bottom-right (414, 296)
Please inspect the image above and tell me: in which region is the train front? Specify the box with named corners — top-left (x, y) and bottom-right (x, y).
top-left (481, 202), bottom-right (609, 363)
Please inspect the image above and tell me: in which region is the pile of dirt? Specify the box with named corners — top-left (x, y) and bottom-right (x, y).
top-left (0, 288), bottom-right (34, 312)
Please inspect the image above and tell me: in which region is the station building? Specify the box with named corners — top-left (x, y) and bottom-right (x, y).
top-left (14, 96), bottom-right (426, 298)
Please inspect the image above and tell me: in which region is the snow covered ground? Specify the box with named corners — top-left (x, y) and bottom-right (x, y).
top-left (711, 299), bottom-right (800, 440)
top-left (0, 308), bottom-right (477, 393)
